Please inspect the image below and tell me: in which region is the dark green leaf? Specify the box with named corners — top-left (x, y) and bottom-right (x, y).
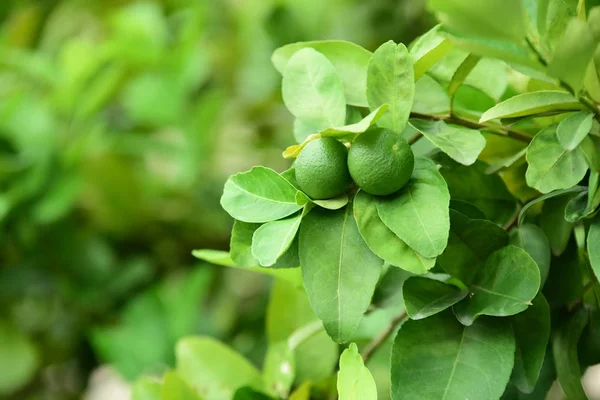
top-left (556, 111), bottom-right (594, 150)
top-left (541, 194), bottom-right (576, 256)
top-left (518, 186), bottom-right (585, 226)
top-left (391, 310), bottom-right (515, 400)
top-left (336, 343), bottom-right (377, 400)
top-left (449, 200), bottom-right (486, 219)
top-left (480, 91), bottom-right (584, 122)
top-left (233, 387), bottom-right (272, 400)
top-left (588, 218), bottom-right (600, 282)
top-left (402, 277), bottom-right (468, 319)
top-left (0, 322), bottom-right (39, 396)
top-left (543, 242), bottom-right (584, 306)
top-left (553, 309), bottom-right (589, 400)
top-left (509, 224), bottom-right (551, 286)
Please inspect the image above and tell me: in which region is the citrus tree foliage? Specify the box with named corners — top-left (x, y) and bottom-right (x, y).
top-left (139, 0), bottom-right (600, 399)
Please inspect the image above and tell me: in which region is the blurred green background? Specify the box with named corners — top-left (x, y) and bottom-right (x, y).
top-left (0, 1), bottom-right (434, 398)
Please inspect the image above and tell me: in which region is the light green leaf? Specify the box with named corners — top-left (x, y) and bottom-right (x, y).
top-left (376, 157), bottom-right (450, 258)
top-left (402, 277), bottom-right (468, 320)
top-left (289, 382), bottom-right (311, 400)
top-left (252, 213), bottom-right (301, 267)
top-left (412, 75), bottom-right (451, 115)
top-left (409, 119), bottom-right (486, 165)
top-left (510, 294), bottom-right (551, 394)
top-left (447, 54), bottom-right (481, 98)
top-left (353, 190), bottom-right (435, 275)
top-left (437, 210), bottom-right (509, 285)
top-left (313, 195), bottom-right (349, 210)
top-left (132, 377), bottom-right (161, 400)
top-left (337, 343), bottom-right (377, 400)
top-left (282, 48), bottom-right (346, 131)
top-left (525, 125), bottom-right (588, 193)
top-left (548, 19), bottom-right (597, 93)
top-left (454, 245), bottom-right (540, 326)
top-left (161, 372), bottom-right (203, 400)
top-left (221, 167), bottom-right (303, 223)
top-left (391, 310), bottom-right (515, 400)
top-left (480, 91), bottom-right (584, 122)
top-left (428, 0), bottom-right (527, 43)
top-left (588, 218), bottom-right (600, 282)
top-left (485, 147), bottom-right (527, 174)
top-left (510, 224), bottom-right (551, 286)
top-left (553, 309), bottom-right (589, 400)
top-left (410, 25), bottom-right (454, 80)
top-left (556, 111), bottom-right (594, 150)
top-left (319, 105), bottom-right (389, 140)
top-left (0, 322), bottom-right (39, 396)
top-left (263, 341), bottom-right (295, 399)
top-left (176, 337), bottom-right (264, 400)
top-left (272, 41), bottom-right (372, 106)
top-left (230, 221), bottom-right (260, 267)
top-left (367, 41), bottom-right (414, 133)
top-left (299, 206), bottom-right (383, 343)
top-left (564, 190), bottom-right (593, 222)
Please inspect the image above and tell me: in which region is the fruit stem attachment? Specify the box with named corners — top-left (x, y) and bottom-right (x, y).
top-left (361, 309), bottom-right (407, 363)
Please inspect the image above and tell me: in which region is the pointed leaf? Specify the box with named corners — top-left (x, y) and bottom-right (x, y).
top-left (510, 224), bottom-right (551, 286)
top-left (454, 245), bottom-right (540, 326)
top-left (402, 277), bottom-right (468, 320)
top-left (367, 41), bottom-right (414, 133)
top-left (272, 41), bottom-right (371, 106)
top-left (447, 54), bottom-right (481, 98)
top-left (320, 105), bottom-right (389, 140)
top-left (410, 25), bottom-right (454, 80)
top-left (525, 125), bottom-right (588, 193)
top-left (480, 91), bottom-right (583, 122)
top-left (313, 195), bottom-right (349, 210)
top-left (252, 213), bottom-right (302, 267)
top-left (376, 157), bottom-right (450, 258)
top-left (556, 111), bottom-right (594, 150)
top-left (409, 119), bottom-right (486, 166)
top-left (299, 206), bottom-right (383, 343)
top-left (391, 310), bottom-right (515, 400)
top-left (221, 167), bottom-right (303, 223)
top-left (337, 343), bottom-right (377, 400)
top-left (553, 309), bottom-right (589, 400)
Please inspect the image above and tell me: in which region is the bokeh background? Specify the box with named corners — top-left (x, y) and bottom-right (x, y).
top-left (0, 1), bottom-right (435, 398)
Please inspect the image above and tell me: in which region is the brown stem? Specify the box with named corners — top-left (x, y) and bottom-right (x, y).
top-left (407, 131), bottom-right (423, 145)
top-left (361, 310), bottom-right (407, 363)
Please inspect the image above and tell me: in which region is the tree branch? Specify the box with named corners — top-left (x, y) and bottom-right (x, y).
top-left (361, 310), bottom-right (407, 363)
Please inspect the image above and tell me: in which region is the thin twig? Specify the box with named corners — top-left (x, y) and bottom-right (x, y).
top-left (503, 205), bottom-right (521, 231)
top-left (361, 310), bottom-right (407, 363)
top-left (406, 131), bottom-right (423, 145)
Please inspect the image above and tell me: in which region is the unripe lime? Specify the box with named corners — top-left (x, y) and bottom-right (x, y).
top-left (295, 138), bottom-right (352, 199)
top-left (348, 128), bottom-right (414, 196)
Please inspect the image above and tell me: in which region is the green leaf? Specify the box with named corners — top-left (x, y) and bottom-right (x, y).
top-left (263, 341), bottom-right (295, 399)
top-left (251, 213), bottom-right (302, 267)
top-left (548, 19), bottom-right (597, 93)
top-left (161, 372), bottom-right (203, 400)
top-left (412, 75), bottom-right (451, 115)
top-left (233, 388), bottom-right (272, 400)
top-left (480, 91), bottom-right (584, 122)
top-left (538, 0), bottom-right (578, 50)
top-left (221, 167), bottom-right (303, 223)
top-left (0, 322), bottom-right (39, 396)
top-left (510, 224), bottom-right (551, 286)
top-left (353, 190), bottom-right (435, 275)
top-left (391, 310), bottom-right (515, 400)
top-left (447, 54), bottom-right (481, 98)
top-left (564, 190), bottom-right (593, 222)
top-left (289, 382), bottom-right (311, 400)
top-left (272, 41), bottom-right (372, 106)
top-left (510, 294), bottom-right (550, 394)
top-left (337, 343), bottom-right (377, 400)
top-left (409, 119), bottom-right (486, 166)
top-left (518, 186), bottom-right (585, 225)
top-left (282, 48), bottom-right (346, 131)
top-left (319, 105), bottom-right (389, 140)
top-left (402, 277), bottom-right (468, 320)
top-left (299, 206), bottom-right (382, 343)
top-left (588, 218), bottom-right (600, 282)
top-left (376, 157), bottom-right (450, 258)
top-left (367, 41), bottom-right (414, 133)
top-left (556, 111), bottom-right (594, 150)
top-left (132, 377), bottom-right (162, 400)
top-left (428, 0), bottom-right (528, 43)
top-left (176, 337), bottom-right (264, 400)
top-left (437, 210), bottom-right (509, 285)
top-left (231, 221), bottom-right (261, 267)
top-left (454, 245), bottom-right (540, 326)
top-left (410, 25), bottom-right (454, 80)
top-left (313, 195), bottom-right (349, 210)
top-left (552, 309), bottom-right (589, 400)
top-left (525, 125), bottom-right (588, 193)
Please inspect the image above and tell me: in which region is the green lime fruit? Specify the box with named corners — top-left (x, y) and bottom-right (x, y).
top-left (348, 128), bottom-right (414, 196)
top-left (295, 138), bottom-right (352, 200)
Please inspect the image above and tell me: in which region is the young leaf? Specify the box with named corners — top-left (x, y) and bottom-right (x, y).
top-left (176, 337), bottom-right (265, 400)
top-left (353, 190), bottom-right (436, 274)
top-left (525, 125), bottom-right (588, 193)
top-left (313, 195), bottom-right (349, 210)
top-left (548, 19), bottom-right (597, 93)
top-left (410, 25), bottom-right (454, 80)
top-left (251, 213), bottom-right (302, 267)
top-left (447, 54), bottom-right (481, 98)
top-left (556, 111), bottom-right (594, 150)
top-left (391, 310), bottom-right (515, 400)
top-left (510, 294), bottom-right (551, 394)
top-left (299, 206), bottom-right (383, 343)
top-left (454, 245), bottom-right (540, 326)
top-left (552, 309), bottom-right (589, 400)
top-left (479, 91), bottom-right (584, 122)
top-left (319, 105), bottom-right (389, 140)
top-left (367, 41), bottom-right (414, 133)
top-left (376, 157), bottom-right (450, 258)
top-left (221, 167), bottom-right (303, 223)
top-left (272, 41), bottom-right (372, 106)
top-left (437, 210), bottom-right (509, 285)
top-left (337, 343), bottom-right (377, 400)
top-left (282, 48), bottom-right (346, 131)
top-left (409, 119), bottom-right (486, 166)
top-left (509, 224), bottom-right (551, 286)
top-left (402, 277), bottom-right (468, 320)
top-left (428, 0), bottom-right (527, 43)
top-left (588, 218), bottom-right (600, 281)
top-left (161, 372), bottom-right (202, 400)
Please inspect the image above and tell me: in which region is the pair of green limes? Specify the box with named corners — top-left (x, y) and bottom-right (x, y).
top-left (294, 128), bottom-right (415, 199)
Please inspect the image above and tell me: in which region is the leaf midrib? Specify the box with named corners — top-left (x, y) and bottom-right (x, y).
top-left (337, 207), bottom-right (351, 339)
top-left (442, 327), bottom-right (466, 400)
